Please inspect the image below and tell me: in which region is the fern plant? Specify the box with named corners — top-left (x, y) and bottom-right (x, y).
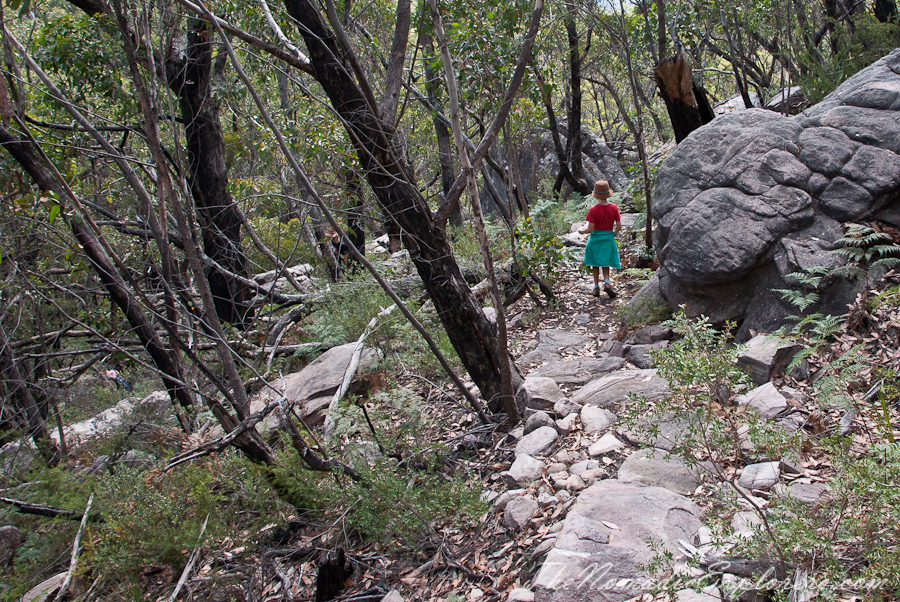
top-left (831, 224), bottom-right (900, 290)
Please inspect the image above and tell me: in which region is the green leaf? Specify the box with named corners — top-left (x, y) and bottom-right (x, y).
top-left (48, 203), bottom-right (61, 224)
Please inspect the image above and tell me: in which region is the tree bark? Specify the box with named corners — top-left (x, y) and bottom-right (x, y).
top-left (424, 34), bottom-right (462, 227)
top-left (654, 44), bottom-right (714, 143)
top-left (282, 0), bottom-right (525, 408)
top-left (564, 0), bottom-right (592, 196)
top-left (167, 19), bottom-right (254, 329)
top-left (0, 321), bottom-right (57, 462)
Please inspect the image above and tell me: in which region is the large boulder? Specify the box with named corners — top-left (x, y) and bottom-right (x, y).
top-left (513, 123), bottom-right (629, 201)
top-left (533, 480), bottom-right (703, 602)
top-left (249, 343), bottom-right (381, 433)
top-left (648, 49), bottom-right (900, 339)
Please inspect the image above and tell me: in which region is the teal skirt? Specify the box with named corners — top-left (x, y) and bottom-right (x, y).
top-left (584, 230), bottom-right (621, 269)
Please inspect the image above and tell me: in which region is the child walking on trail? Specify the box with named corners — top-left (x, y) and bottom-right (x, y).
top-left (578, 179), bottom-right (621, 298)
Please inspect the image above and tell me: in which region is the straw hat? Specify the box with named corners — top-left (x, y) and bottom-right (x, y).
top-left (592, 180), bottom-right (612, 200)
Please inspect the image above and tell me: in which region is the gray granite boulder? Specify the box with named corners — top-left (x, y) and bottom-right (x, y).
top-left (649, 50), bottom-right (900, 338)
top-left (571, 369), bottom-right (670, 409)
top-left (617, 449), bottom-right (701, 496)
top-left (250, 343), bottom-right (381, 431)
top-left (533, 481), bottom-right (703, 602)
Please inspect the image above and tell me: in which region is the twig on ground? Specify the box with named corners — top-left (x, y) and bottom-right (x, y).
top-left (51, 492), bottom-right (94, 602)
top-left (168, 514), bottom-right (210, 602)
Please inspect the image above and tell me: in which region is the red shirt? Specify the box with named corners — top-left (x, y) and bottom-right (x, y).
top-left (586, 203), bottom-right (620, 231)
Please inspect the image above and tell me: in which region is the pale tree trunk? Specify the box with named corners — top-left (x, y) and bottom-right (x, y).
top-left (428, 0), bottom-right (519, 422)
top-left (424, 33), bottom-right (462, 226)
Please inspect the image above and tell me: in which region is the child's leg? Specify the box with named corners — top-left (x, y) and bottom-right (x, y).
top-left (592, 266), bottom-right (600, 286)
top-left (602, 266), bottom-right (610, 283)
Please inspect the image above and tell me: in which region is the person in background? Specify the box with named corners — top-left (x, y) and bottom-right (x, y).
top-left (324, 228), bottom-right (349, 275)
top-left (578, 179), bottom-right (621, 298)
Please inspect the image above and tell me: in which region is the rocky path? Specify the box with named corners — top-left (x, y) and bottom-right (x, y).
top-left (486, 270), bottom-right (815, 602)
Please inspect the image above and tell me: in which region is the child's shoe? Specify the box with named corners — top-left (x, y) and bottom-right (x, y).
top-left (592, 285), bottom-right (600, 297)
top-left (604, 282), bottom-right (617, 298)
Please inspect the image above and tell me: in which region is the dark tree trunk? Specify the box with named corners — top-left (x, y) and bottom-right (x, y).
top-left (654, 45), bottom-right (715, 143)
top-left (0, 322), bottom-right (57, 463)
top-left (283, 0), bottom-right (520, 407)
top-left (564, 0), bottom-right (592, 196)
top-left (167, 19), bottom-right (254, 329)
top-left (875, 0), bottom-right (898, 22)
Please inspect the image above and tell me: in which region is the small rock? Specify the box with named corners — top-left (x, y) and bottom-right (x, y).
top-left (555, 413), bottom-right (578, 433)
top-left (533, 538), bottom-right (556, 556)
top-left (581, 468), bottom-right (606, 485)
top-left (482, 490), bottom-right (499, 503)
top-left (784, 482), bottom-right (829, 504)
top-left (468, 588), bottom-right (484, 602)
top-left (536, 491), bottom-right (559, 506)
top-left (515, 377), bottom-right (566, 412)
top-left (675, 587), bottom-right (722, 602)
top-left (553, 399), bottom-right (581, 419)
top-left (566, 473), bottom-right (587, 492)
top-left (555, 449), bottom-right (575, 463)
top-left (735, 382), bottom-right (788, 418)
top-left (550, 473), bottom-right (568, 491)
top-left (381, 590), bottom-right (404, 602)
top-left (524, 411), bottom-right (555, 435)
top-left (737, 335), bottom-right (801, 385)
top-left (598, 339), bottom-right (626, 357)
top-left (588, 433), bottom-right (625, 456)
top-left (504, 454), bottom-right (545, 487)
top-left (738, 461), bottom-right (781, 491)
top-left (546, 462), bottom-right (568, 474)
top-left (503, 496), bottom-right (539, 529)
top-left (515, 426), bottom-right (558, 457)
top-left (626, 341), bottom-right (669, 369)
top-left (580, 406), bottom-right (617, 434)
top-left (492, 489), bottom-right (525, 511)
top-left (507, 588), bottom-right (535, 602)
top-left (573, 314), bottom-right (591, 325)
top-left (569, 460), bottom-right (601, 477)
top-left (556, 489), bottom-right (572, 503)
top-left (732, 510), bottom-right (764, 533)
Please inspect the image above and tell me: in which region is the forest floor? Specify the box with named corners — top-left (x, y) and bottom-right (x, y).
top-left (174, 262), bottom-right (900, 602)
top-left (165, 266), bottom-right (655, 602)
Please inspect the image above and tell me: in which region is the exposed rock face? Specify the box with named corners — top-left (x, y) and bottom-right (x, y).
top-left (533, 481), bottom-right (703, 602)
top-left (648, 49), bottom-right (900, 339)
top-left (514, 124), bottom-right (630, 198)
top-left (249, 343), bottom-right (381, 432)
